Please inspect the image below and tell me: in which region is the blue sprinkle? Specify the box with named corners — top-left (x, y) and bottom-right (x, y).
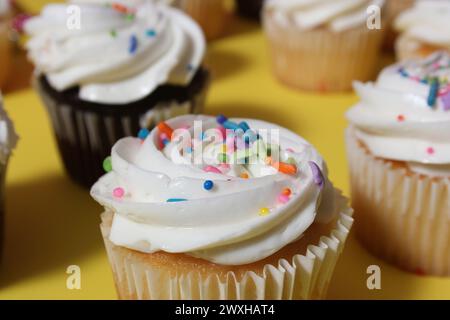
top-left (146, 29), bottom-right (157, 37)
top-left (167, 198), bottom-right (188, 203)
top-left (223, 120), bottom-right (240, 131)
top-left (162, 138), bottom-right (170, 146)
top-left (243, 130), bottom-right (257, 144)
top-left (185, 146), bottom-right (193, 154)
top-left (203, 180), bottom-right (214, 191)
top-left (129, 34), bottom-right (138, 54)
top-left (216, 114), bottom-right (228, 125)
top-left (138, 128), bottom-right (149, 140)
top-left (427, 78), bottom-right (439, 107)
top-left (199, 132), bottom-right (206, 141)
top-left (309, 161), bottom-right (324, 190)
top-left (238, 121), bottom-right (250, 132)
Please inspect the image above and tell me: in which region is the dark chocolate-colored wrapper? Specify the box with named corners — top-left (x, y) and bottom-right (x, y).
top-left (34, 68), bottom-right (210, 188)
top-left (236, 0), bottom-right (263, 21)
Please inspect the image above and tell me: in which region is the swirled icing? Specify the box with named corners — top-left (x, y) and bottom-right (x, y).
top-left (347, 51), bottom-right (450, 177)
top-left (25, 0), bottom-right (205, 104)
top-left (91, 115), bottom-right (342, 265)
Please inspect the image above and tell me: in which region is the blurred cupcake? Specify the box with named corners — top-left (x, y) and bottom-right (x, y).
top-left (383, 0), bottom-right (415, 50)
top-left (346, 51), bottom-right (450, 276)
top-left (91, 114), bottom-right (353, 300)
top-left (25, 0), bottom-right (209, 188)
top-left (236, 0), bottom-right (263, 21)
top-left (0, 93), bottom-right (18, 257)
top-left (171, 0), bottom-right (232, 41)
top-left (395, 0), bottom-right (450, 61)
top-left (262, 0), bottom-right (386, 92)
top-left (0, 0), bottom-right (12, 89)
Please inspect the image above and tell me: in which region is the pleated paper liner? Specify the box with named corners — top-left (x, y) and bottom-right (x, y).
top-left (100, 199), bottom-right (353, 300)
top-left (346, 128), bottom-right (450, 276)
top-left (0, 160), bottom-right (7, 260)
top-left (174, 0), bottom-right (232, 41)
top-left (262, 10), bottom-right (385, 92)
top-left (0, 20), bottom-right (12, 89)
top-left (33, 69), bottom-right (209, 188)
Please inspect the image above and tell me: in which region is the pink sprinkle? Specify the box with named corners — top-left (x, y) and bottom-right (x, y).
top-left (217, 126), bottom-right (226, 140)
top-left (113, 187), bottom-right (125, 198)
top-left (219, 163), bottom-right (230, 170)
top-left (286, 148), bottom-right (295, 153)
top-left (278, 194), bottom-right (290, 204)
top-left (426, 147), bottom-right (435, 155)
top-left (204, 166), bottom-right (222, 174)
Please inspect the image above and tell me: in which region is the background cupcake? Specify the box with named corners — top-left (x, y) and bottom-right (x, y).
top-left (0, 0), bottom-right (12, 89)
top-left (91, 115), bottom-right (353, 300)
top-left (25, 0), bottom-right (209, 188)
top-left (394, 0), bottom-right (450, 61)
top-left (171, 0), bottom-right (233, 41)
top-left (0, 93), bottom-right (18, 258)
top-left (346, 52), bottom-right (450, 276)
top-left (262, 0), bottom-right (386, 92)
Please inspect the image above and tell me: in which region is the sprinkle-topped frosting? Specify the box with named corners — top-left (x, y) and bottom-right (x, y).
top-left (264, 0), bottom-right (385, 32)
top-left (91, 115), bottom-right (342, 265)
top-left (347, 51), bottom-right (450, 177)
top-left (395, 0), bottom-right (450, 49)
top-left (25, 0), bottom-right (205, 104)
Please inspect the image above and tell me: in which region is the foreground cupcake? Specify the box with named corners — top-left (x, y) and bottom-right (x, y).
top-left (262, 0), bottom-right (386, 92)
top-left (0, 93), bottom-right (18, 257)
top-left (25, 0), bottom-right (209, 187)
top-left (395, 0), bottom-right (450, 61)
top-left (0, 0), bottom-right (12, 89)
top-left (91, 114), bottom-right (353, 300)
top-left (346, 52), bottom-right (450, 276)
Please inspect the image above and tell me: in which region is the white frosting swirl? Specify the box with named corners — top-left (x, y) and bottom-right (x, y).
top-left (264, 0), bottom-right (385, 32)
top-left (395, 0), bottom-right (450, 48)
top-left (91, 115), bottom-right (341, 265)
top-left (347, 52), bottom-right (450, 177)
top-left (0, 93), bottom-right (18, 164)
top-left (25, 0), bottom-right (205, 104)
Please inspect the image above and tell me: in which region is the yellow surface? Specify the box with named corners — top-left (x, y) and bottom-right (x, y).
top-left (0, 1), bottom-right (449, 300)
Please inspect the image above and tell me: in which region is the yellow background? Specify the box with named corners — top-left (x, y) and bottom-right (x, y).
top-left (0, 0), bottom-right (449, 299)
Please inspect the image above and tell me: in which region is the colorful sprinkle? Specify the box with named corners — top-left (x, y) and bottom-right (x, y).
top-left (240, 173), bottom-right (249, 179)
top-left (113, 187), bottom-right (125, 198)
top-left (223, 120), bottom-right (240, 131)
top-left (157, 122), bottom-right (174, 141)
top-left (138, 128), bottom-right (150, 140)
top-left (427, 78), bottom-right (439, 107)
top-left (167, 198), bottom-right (187, 203)
top-left (238, 121), bottom-right (250, 132)
top-left (129, 35), bottom-right (138, 54)
top-left (266, 157), bottom-right (298, 175)
top-left (277, 194), bottom-right (290, 204)
top-left (112, 3), bottom-right (129, 13)
top-left (286, 157), bottom-right (296, 165)
top-left (426, 147), bottom-right (435, 155)
top-left (216, 114), bottom-right (228, 125)
top-left (259, 207), bottom-right (270, 216)
top-left (146, 29), bottom-right (157, 37)
top-left (110, 29), bottom-right (117, 38)
top-left (397, 114), bottom-right (405, 122)
top-left (203, 180), bottom-right (214, 191)
top-left (103, 156), bottom-right (112, 172)
top-left (309, 161), bottom-right (324, 190)
top-left (204, 166), bottom-right (222, 174)
top-left (441, 91), bottom-right (450, 111)
top-left (282, 188), bottom-right (292, 196)
top-left (218, 153), bottom-right (228, 163)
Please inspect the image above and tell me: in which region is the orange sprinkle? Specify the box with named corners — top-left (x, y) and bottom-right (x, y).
top-left (282, 188), bottom-right (292, 196)
top-left (265, 156), bottom-right (297, 175)
top-left (112, 3), bottom-right (129, 13)
top-left (240, 173), bottom-right (249, 179)
top-left (157, 122), bottom-right (174, 141)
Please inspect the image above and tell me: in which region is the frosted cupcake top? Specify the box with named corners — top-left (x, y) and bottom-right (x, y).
top-left (0, 94), bottom-right (18, 164)
top-left (395, 0), bottom-right (450, 48)
top-left (264, 0), bottom-right (385, 32)
top-left (347, 51), bottom-right (450, 177)
top-left (91, 115), bottom-right (342, 265)
top-left (25, 0), bottom-right (205, 104)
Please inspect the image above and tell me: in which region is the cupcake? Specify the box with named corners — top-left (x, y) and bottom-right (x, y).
top-left (262, 0), bottom-right (386, 92)
top-left (394, 0), bottom-right (450, 61)
top-left (346, 52), bottom-right (450, 276)
top-left (91, 114), bottom-right (353, 300)
top-left (383, 0), bottom-right (415, 51)
top-left (0, 0), bottom-right (12, 89)
top-left (25, 0), bottom-right (210, 188)
top-left (0, 93), bottom-right (18, 257)
top-left (236, 0), bottom-right (263, 21)
top-left (171, 0), bottom-right (232, 41)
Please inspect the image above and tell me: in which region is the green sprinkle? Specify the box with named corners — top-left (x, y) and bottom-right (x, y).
top-left (218, 153), bottom-right (228, 163)
top-left (110, 29), bottom-right (117, 38)
top-left (287, 157), bottom-right (296, 165)
top-left (103, 156), bottom-right (112, 172)
top-left (126, 13), bottom-right (135, 21)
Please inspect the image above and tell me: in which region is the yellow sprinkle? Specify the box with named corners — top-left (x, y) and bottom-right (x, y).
top-left (259, 207), bottom-right (270, 216)
top-left (221, 144), bottom-right (227, 153)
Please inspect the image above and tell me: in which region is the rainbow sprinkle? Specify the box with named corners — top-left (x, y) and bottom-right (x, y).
top-left (103, 156), bottom-right (112, 173)
top-left (259, 207), bottom-right (270, 216)
top-left (203, 180), bottom-right (214, 191)
top-left (427, 78), bottom-right (439, 107)
top-left (129, 35), bottom-right (138, 54)
top-left (113, 187), bottom-right (125, 198)
top-left (309, 161), bottom-right (324, 190)
top-left (167, 198), bottom-right (188, 203)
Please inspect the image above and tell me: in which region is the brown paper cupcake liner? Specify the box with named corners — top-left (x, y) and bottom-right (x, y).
top-left (0, 20), bottom-right (12, 89)
top-left (34, 70), bottom-right (209, 188)
top-left (262, 11), bottom-right (385, 92)
top-left (100, 199), bottom-right (353, 300)
top-left (346, 128), bottom-right (450, 276)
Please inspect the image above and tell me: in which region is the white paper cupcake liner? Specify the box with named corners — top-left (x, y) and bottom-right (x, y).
top-left (346, 128), bottom-right (450, 276)
top-left (33, 76), bottom-right (207, 188)
top-left (262, 10), bottom-right (385, 92)
top-left (100, 199), bottom-right (353, 300)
